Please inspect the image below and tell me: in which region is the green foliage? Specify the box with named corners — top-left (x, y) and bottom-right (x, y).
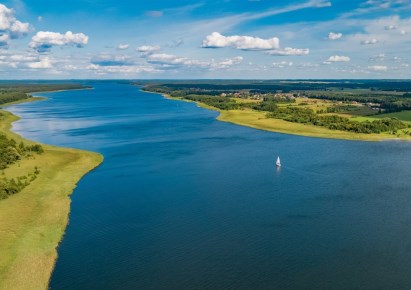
top-left (182, 94), bottom-right (239, 110)
top-left (266, 106), bottom-right (409, 134)
top-left (305, 91), bottom-right (411, 113)
top-left (0, 167), bottom-right (40, 200)
top-left (250, 101), bottom-right (279, 112)
top-left (0, 133), bottom-right (43, 170)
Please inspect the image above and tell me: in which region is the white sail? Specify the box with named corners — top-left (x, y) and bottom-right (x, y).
top-left (276, 156), bottom-right (281, 166)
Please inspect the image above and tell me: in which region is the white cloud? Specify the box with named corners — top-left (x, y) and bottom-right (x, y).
top-left (327, 55), bottom-right (350, 62)
top-left (361, 38), bottom-right (378, 45)
top-left (368, 65), bottom-right (387, 71)
top-left (137, 45), bottom-right (161, 54)
top-left (86, 63), bottom-right (160, 74)
top-left (272, 61), bottom-right (293, 68)
top-left (202, 32), bottom-right (279, 50)
top-left (328, 32), bottom-right (342, 40)
top-left (201, 32), bottom-right (308, 57)
top-left (146, 53), bottom-right (202, 66)
top-left (0, 51), bottom-right (42, 68)
top-left (0, 4), bottom-right (31, 47)
top-left (179, 0), bottom-right (333, 38)
top-left (0, 34), bottom-right (10, 47)
top-left (268, 47), bottom-right (309, 56)
top-left (10, 54), bottom-right (38, 62)
top-left (212, 56), bottom-right (243, 69)
top-left (239, 0), bottom-right (331, 23)
top-left (27, 57), bottom-right (53, 69)
top-left (117, 44), bottom-right (129, 50)
top-left (144, 52), bottom-right (243, 70)
top-left (369, 53), bottom-right (385, 61)
top-left (29, 31), bottom-right (89, 52)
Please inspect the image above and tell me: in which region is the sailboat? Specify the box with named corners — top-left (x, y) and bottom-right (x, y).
top-left (276, 156), bottom-right (281, 167)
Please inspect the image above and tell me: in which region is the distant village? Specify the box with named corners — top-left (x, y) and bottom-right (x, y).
top-left (219, 90), bottom-right (383, 111)
top-left (220, 91), bottom-right (299, 100)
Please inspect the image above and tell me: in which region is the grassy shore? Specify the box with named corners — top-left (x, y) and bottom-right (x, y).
top-left (163, 94), bottom-right (411, 141)
top-left (0, 104), bottom-right (103, 289)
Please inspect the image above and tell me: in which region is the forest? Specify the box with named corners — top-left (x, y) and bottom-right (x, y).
top-left (0, 131), bottom-right (43, 200)
top-left (0, 83), bottom-right (86, 105)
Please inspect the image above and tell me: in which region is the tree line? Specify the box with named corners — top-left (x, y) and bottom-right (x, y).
top-left (0, 132), bottom-right (43, 200)
top-left (0, 83), bottom-right (87, 105)
top-left (265, 105), bottom-right (409, 134)
top-left (0, 167), bottom-right (40, 200)
top-left (0, 132), bottom-right (44, 170)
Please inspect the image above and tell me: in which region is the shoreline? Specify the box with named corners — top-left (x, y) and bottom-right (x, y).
top-left (154, 92), bottom-right (411, 142)
top-left (0, 97), bottom-right (103, 289)
top-left (0, 96), bottom-right (47, 107)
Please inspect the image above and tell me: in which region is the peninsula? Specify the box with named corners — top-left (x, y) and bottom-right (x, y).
top-left (0, 84), bottom-right (103, 290)
top-left (140, 80), bottom-right (411, 141)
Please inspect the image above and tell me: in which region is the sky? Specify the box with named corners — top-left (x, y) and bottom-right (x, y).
top-left (0, 0), bottom-right (410, 79)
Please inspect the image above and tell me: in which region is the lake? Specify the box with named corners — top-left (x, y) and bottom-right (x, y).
top-left (7, 82), bottom-right (411, 289)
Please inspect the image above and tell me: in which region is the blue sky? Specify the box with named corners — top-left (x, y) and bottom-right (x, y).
top-left (0, 0), bottom-right (410, 79)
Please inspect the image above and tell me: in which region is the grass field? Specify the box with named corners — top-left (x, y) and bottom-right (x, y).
top-left (374, 111), bottom-right (411, 122)
top-left (0, 109), bottom-right (103, 290)
top-left (217, 109), bottom-right (410, 141)
top-left (351, 111), bottom-right (411, 124)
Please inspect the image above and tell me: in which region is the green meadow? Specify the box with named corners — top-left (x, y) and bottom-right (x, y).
top-left (0, 106), bottom-right (102, 290)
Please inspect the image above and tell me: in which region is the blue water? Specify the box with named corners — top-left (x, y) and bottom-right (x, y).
top-left (7, 82), bottom-right (411, 289)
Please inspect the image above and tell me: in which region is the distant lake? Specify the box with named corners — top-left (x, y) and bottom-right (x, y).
top-left (8, 82), bottom-right (411, 289)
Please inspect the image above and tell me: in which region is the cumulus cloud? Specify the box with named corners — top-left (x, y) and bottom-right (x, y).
top-left (0, 51), bottom-right (41, 68)
top-left (0, 34), bottom-right (10, 47)
top-left (212, 56), bottom-right (243, 69)
top-left (328, 32), bottom-right (342, 40)
top-left (137, 45), bottom-right (161, 54)
top-left (86, 51), bottom-right (241, 75)
top-left (146, 53), bottom-right (202, 66)
top-left (202, 32), bottom-right (309, 57)
top-left (0, 4), bottom-right (31, 47)
top-left (117, 44), bottom-right (129, 50)
top-left (86, 63), bottom-right (160, 74)
top-left (368, 65), bottom-right (387, 71)
top-left (327, 55), bottom-right (350, 62)
top-left (268, 47), bottom-right (309, 56)
top-left (202, 32), bottom-right (279, 50)
top-left (144, 51), bottom-right (243, 70)
top-left (27, 57), bottom-right (53, 69)
top-left (361, 38), bottom-right (378, 45)
top-left (29, 31), bottom-right (89, 52)
top-left (9, 54), bottom-right (38, 62)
